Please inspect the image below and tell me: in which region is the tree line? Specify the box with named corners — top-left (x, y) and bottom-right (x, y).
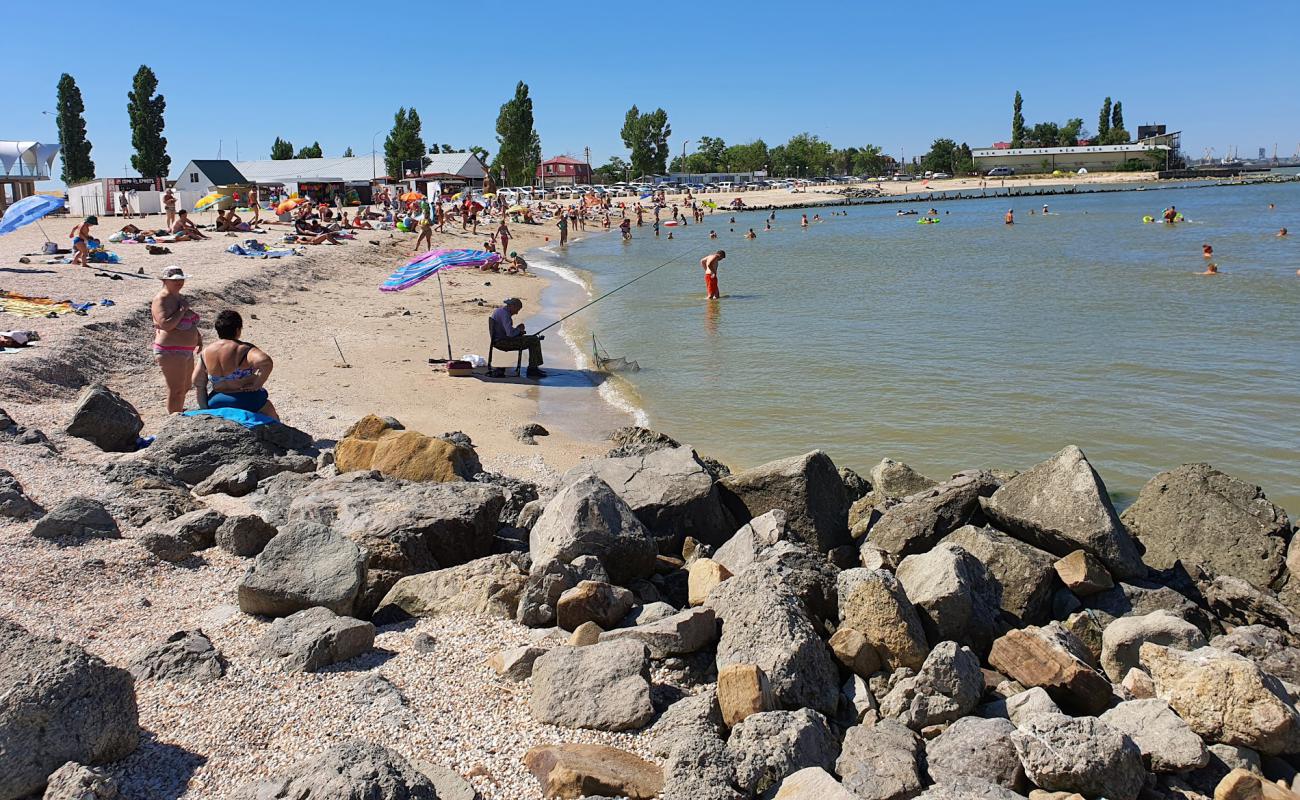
top-left (1010, 90), bottom-right (1130, 149)
top-left (55, 68), bottom-right (169, 184)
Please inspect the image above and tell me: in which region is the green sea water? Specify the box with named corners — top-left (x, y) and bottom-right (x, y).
top-left (540, 180), bottom-right (1300, 513)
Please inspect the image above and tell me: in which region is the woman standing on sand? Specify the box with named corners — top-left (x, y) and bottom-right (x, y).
top-left (152, 266), bottom-right (202, 413)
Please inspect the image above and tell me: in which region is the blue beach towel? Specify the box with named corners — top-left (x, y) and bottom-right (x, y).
top-left (183, 408), bottom-right (278, 429)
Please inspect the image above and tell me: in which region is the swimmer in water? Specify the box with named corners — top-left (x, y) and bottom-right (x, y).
top-left (1269, 203), bottom-right (1276, 210)
top-left (1198, 263), bottom-right (1220, 276)
top-left (812, 213), bottom-right (821, 222)
top-left (764, 222), bottom-right (772, 231)
top-left (1203, 244), bottom-right (1213, 258)
top-left (709, 230), bottom-right (717, 239)
top-left (1279, 228), bottom-right (1289, 237)
top-left (1004, 209), bottom-right (1014, 225)
top-left (745, 229), bottom-right (756, 239)
top-left (1042, 204), bottom-right (1049, 214)
top-left (800, 214), bottom-right (809, 228)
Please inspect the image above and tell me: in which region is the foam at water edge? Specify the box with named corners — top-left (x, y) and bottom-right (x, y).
top-left (531, 261), bottom-right (593, 295)
top-left (556, 316), bottom-right (651, 428)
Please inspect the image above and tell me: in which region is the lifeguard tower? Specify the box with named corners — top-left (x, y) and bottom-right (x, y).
top-left (0, 140), bottom-right (60, 213)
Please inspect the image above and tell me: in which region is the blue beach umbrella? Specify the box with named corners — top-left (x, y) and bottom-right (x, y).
top-left (379, 248), bottom-right (503, 361)
top-left (0, 195), bottom-right (66, 237)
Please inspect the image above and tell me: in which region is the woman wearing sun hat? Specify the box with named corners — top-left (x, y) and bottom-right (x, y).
top-left (151, 266), bottom-right (202, 413)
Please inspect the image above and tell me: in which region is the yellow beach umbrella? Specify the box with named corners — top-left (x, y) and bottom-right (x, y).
top-left (194, 191), bottom-right (223, 211)
top-left (507, 204), bottom-right (527, 213)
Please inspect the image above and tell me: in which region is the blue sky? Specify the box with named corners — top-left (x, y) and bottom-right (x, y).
top-left (11, 0), bottom-right (1298, 183)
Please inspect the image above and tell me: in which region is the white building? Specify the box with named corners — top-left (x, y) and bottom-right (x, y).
top-left (972, 133), bottom-right (1178, 174)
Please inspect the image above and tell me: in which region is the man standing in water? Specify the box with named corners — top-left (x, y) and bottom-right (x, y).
top-left (701, 250), bottom-right (726, 299)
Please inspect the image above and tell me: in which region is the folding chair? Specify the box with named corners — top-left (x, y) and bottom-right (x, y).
top-left (487, 316), bottom-right (523, 377)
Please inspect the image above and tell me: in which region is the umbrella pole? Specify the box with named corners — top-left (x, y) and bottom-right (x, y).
top-left (436, 271), bottom-right (453, 361)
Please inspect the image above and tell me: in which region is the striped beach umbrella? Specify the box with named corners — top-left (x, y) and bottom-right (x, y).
top-left (379, 248), bottom-right (501, 293)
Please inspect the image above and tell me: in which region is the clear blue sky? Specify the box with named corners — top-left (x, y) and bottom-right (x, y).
top-left (12, 0), bottom-right (1298, 182)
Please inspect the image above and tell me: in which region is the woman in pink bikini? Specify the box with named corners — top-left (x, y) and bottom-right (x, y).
top-left (151, 266), bottom-right (202, 413)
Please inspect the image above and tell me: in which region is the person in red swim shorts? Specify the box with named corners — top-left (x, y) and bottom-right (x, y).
top-left (701, 250), bottom-right (726, 299)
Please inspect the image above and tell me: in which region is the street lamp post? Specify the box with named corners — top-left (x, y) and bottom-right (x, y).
top-left (681, 139), bottom-right (690, 183)
top-left (371, 130), bottom-right (382, 182)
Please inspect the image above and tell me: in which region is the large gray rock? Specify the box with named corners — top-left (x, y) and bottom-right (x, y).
top-left (773, 767), bottom-right (856, 799)
top-left (718, 451), bottom-right (850, 552)
top-left (237, 520), bottom-right (366, 617)
top-left (600, 607), bottom-right (718, 658)
top-left (661, 735), bottom-right (740, 800)
top-left (0, 468), bottom-right (35, 518)
top-left (1211, 625), bottom-right (1300, 685)
top-left (31, 497), bottom-right (119, 541)
top-left (128, 630), bottom-right (225, 683)
top-left (515, 560), bottom-right (577, 627)
top-left (530, 640), bottom-right (654, 731)
top-left (240, 739), bottom-right (437, 799)
top-left (193, 454), bottom-right (316, 498)
top-left (714, 510), bottom-right (790, 575)
top-left (867, 472), bottom-right (995, 559)
top-left (1010, 712), bottom-right (1147, 800)
top-left (1196, 572), bottom-right (1300, 632)
top-left (850, 459), bottom-right (938, 538)
top-left (41, 761), bottom-right (119, 800)
top-left (648, 689), bottom-right (725, 758)
top-left (216, 514), bottom-right (279, 557)
top-left (836, 719), bottom-right (924, 800)
top-left (926, 716), bottom-right (1024, 791)
top-left (879, 641), bottom-right (983, 730)
top-left (895, 543), bottom-right (1000, 656)
top-left (1100, 698), bottom-right (1209, 773)
top-left (726, 709), bottom-right (838, 796)
top-left (1121, 463), bottom-right (1292, 591)
top-left (838, 568), bottom-right (930, 670)
top-left (529, 475), bottom-right (658, 584)
top-left (942, 524), bottom-right (1058, 626)
top-left (140, 413), bottom-right (313, 485)
top-left (557, 580), bottom-right (635, 631)
top-left (746, 540), bottom-right (841, 630)
top-left (914, 778), bottom-right (1024, 800)
top-left (375, 553), bottom-right (529, 623)
top-left (1100, 610), bottom-right (1206, 681)
top-left (66, 384), bottom-right (142, 453)
top-left (1182, 743), bottom-right (1264, 797)
top-left (709, 564), bottom-right (840, 714)
top-left (980, 445), bottom-right (1145, 580)
top-left (0, 621), bottom-right (139, 800)
top-left (286, 474), bottom-right (506, 616)
top-left (255, 607), bottom-right (375, 673)
top-left (564, 446), bottom-right (734, 550)
top-left (1082, 578), bottom-right (1206, 625)
top-left (138, 508), bottom-right (226, 562)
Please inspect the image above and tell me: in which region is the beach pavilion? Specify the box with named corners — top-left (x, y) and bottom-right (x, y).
top-left (0, 140), bottom-right (60, 213)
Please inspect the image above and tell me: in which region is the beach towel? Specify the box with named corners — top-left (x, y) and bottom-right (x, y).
top-left (226, 243), bottom-right (297, 259)
top-left (0, 291), bottom-right (74, 318)
top-left (182, 408), bottom-right (278, 429)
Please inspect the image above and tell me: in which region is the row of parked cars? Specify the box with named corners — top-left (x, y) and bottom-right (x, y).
top-left (494, 176), bottom-right (880, 202)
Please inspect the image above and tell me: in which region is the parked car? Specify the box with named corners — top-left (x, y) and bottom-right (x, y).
top-left (986, 167), bottom-right (1015, 177)
top-left (930, 172), bottom-right (951, 180)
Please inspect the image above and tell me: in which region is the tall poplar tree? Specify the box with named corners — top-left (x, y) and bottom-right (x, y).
top-left (1011, 91), bottom-right (1026, 148)
top-left (384, 107), bottom-right (426, 179)
top-left (493, 82), bottom-right (541, 186)
top-left (55, 74), bottom-right (95, 184)
top-left (1097, 97), bottom-right (1112, 143)
top-left (1110, 101), bottom-right (1125, 141)
top-left (127, 65), bottom-right (169, 178)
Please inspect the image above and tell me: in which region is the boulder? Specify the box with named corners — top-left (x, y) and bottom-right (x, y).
top-left (530, 640), bottom-right (654, 731)
top-left (714, 510), bottom-right (790, 574)
top-left (1082, 578), bottom-right (1207, 627)
top-left (661, 736), bottom-right (741, 800)
top-left (515, 560), bottom-right (577, 628)
top-left (563, 446), bottom-right (735, 550)
top-left (1121, 464), bottom-right (1292, 591)
top-left (241, 738), bottom-right (436, 799)
top-left (988, 625), bottom-right (1114, 715)
top-left (775, 767), bottom-right (858, 799)
top-left (726, 709), bottom-right (839, 796)
top-left (718, 451), bottom-right (850, 552)
top-left (236, 520), bottom-right (366, 617)
top-left (895, 543), bottom-right (1000, 656)
top-left (1140, 643), bottom-right (1300, 755)
top-left (1010, 712), bottom-right (1148, 800)
top-left (648, 689), bottom-right (725, 757)
top-left (840, 673), bottom-right (877, 724)
top-left (523, 743), bottom-right (663, 800)
top-left (850, 458), bottom-right (939, 537)
top-left (41, 761), bottom-right (118, 800)
top-left (718, 663), bottom-right (777, 728)
top-left (927, 716), bottom-right (1025, 791)
top-left (829, 627), bottom-right (882, 678)
top-left (600, 607), bottom-right (718, 658)
top-left (101, 462), bottom-right (202, 528)
top-left (528, 475), bottom-right (658, 584)
top-left (710, 565), bottom-right (840, 714)
top-left (192, 454), bottom-right (315, 498)
top-left (1054, 550), bottom-right (1114, 596)
top-left (568, 621), bottom-right (603, 646)
top-left (980, 445), bottom-right (1144, 580)
top-left (1100, 610), bottom-right (1207, 681)
top-left (868, 472), bottom-right (995, 558)
top-left (836, 719), bottom-right (925, 800)
top-left (1100, 698), bottom-right (1210, 772)
top-left (30, 497), bottom-right (119, 541)
top-left (917, 778), bottom-right (1026, 800)
top-left (374, 553), bottom-right (528, 622)
top-left (943, 524), bottom-right (1058, 626)
top-left (1198, 573), bottom-right (1300, 632)
top-left (0, 621), bottom-right (139, 800)
top-left (1213, 768), bottom-right (1300, 800)
top-left (141, 413), bottom-right (312, 485)
top-left (1121, 668), bottom-right (1156, 699)
top-left (0, 468), bottom-right (36, 518)
top-left (748, 540), bottom-right (841, 629)
top-left (128, 630), bottom-right (224, 683)
top-left (1003, 686), bottom-right (1063, 726)
top-left (215, 514), bottom-right (279, 557)
top-left (1059, 610), bottom-right (1105, 667)
top-left (246, 471), bottom-right (319, 527)
top-left (1186, 744), bottom-right (1266, 797)
top-left (838, 568), bottom-right (930, 670)
top-left (65, 384), bottom-right (142, 453)
top-left (621, 600), bottom-right (679, 626)
top-left (556, 580), bottom-right (634, 631)
top-left (138, 508), bottom-right (225, 562)
top-left (487, 644), bottom-right (548, 681)
top-left (1211, 626), bottom-right (1300, 685)
top-left (254, 607), bottom-right (374, 673)
top-left (879, 641), bottom-right (984, 730)
top-left (688, 558), bottom-right (732, 605)
top-left (334, 415), bottom-right (480, 482)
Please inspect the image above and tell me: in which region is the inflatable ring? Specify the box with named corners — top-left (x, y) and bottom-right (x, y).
top-left (1142, 216), bottom-right (1154, 223)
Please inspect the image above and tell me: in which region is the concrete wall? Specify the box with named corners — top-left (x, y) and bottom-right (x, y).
top-left (974, 147), bottom-right (1166, 173)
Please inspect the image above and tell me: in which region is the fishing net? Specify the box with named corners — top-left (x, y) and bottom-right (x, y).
top-left (593, 335), bottom-right (640, 372)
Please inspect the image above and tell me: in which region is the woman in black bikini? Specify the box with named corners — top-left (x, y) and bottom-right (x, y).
top-left (192, 309), bottom-right (278, 419)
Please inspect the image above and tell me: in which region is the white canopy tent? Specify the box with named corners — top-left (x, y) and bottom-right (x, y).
top-left (0, 141), bottom-right (59, 178)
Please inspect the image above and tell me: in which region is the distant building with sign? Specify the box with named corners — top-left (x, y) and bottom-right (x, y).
top-left (973, 131), bottom-right (1180, 174)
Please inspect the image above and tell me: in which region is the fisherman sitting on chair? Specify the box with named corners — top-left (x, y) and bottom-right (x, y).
top-left (490, 298), bottom-right (546, 379)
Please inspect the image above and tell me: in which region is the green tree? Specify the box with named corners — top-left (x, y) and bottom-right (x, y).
top-left (957, 143), bottom-right (975, 174)
top-left (1111, 101), bottom-right (1124, 136)
top-left (384, 107), bottom-right (426, 180)
top-left (621, 105), bottom-right (672, 176)
top-left (1028, 122), bottom-right (1060, 148)
top-left (1059, 118), bottom-right (1086, 147)
top-left (921, 138), bottom-right (960, 174)
top-left (852, 144), bottom-right (887, 176)
top-left (55, 74), bottom-right (95, 184)
top-left (127, 65), bottom-right (169, 178)
top-left (771, 133), bottom-right (833, 176)
top-left (295, 141), bottom-right (323, 159)
top-left (469, 145), bottom-right (490, 164)
top-left (342, 146), bottom-right (354, 157)
top-left (593, 155), bottom-right (631, 184)
top-left (1011, 91), bottom-right (1026, 148)
top-left (493, 81), bottom-right (542, 187)
top-left (723, 140), bottom-right (769, 172)
top-left (270, 137), bottom-right (294, 159)
top-left (1097, 97), bottom-right (1112, 143)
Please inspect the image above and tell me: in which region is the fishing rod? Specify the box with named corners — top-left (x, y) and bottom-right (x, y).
top-left (534, 240), bottom-right (716, 335)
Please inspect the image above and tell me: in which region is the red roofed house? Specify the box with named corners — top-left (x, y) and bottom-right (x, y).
top-left (536, 155), bottom-right (591, 186)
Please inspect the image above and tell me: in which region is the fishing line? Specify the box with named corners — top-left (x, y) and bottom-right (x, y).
top-left (534, 241), bottom-right (717, 335)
